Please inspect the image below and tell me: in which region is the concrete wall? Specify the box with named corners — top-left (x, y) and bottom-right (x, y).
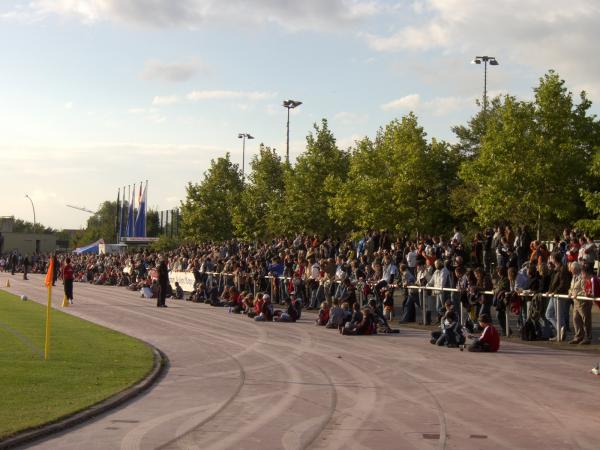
top-left (1, 232), bottom-right (57, 255)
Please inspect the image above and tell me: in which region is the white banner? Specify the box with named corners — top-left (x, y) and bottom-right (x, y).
top-left (169, 271), bottom-right (196, 292)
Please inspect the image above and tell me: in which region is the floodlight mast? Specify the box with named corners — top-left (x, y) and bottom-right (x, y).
top-left (471, 56), bottom-right (499, 112)
top-left (282, 99), bottom-right (302, 164)
top-left (238, 133), bottom-right (254, 181)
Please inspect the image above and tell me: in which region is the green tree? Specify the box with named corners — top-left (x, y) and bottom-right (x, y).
top-left (12, 219), bottom-right (55, 234)
top-left (279, 119), bottom-right (349, 236)
top-left (146, 209), bottom-right (160, 237)
top-left (73, 201), bottom-right (118, 246)
top-left (330, 114), bottom-right (460, 235)
top-left (180, 153), bottom-right (243, 241)
top-left (576, 149), bottom-right (600, 235)
top-left (459, 71), bottom-right (598, 236)
top-left (232, 145), bottom-right (285, 240)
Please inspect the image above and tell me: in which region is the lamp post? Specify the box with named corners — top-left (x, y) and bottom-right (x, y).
top-left (238, 133), bottom-right (254, 181)
top-left (282, 99), bottom-right (302, 164)
top-left (471, 56), bottom-right (499, 112)
top-left (25, 194), bottom-right (36, 233)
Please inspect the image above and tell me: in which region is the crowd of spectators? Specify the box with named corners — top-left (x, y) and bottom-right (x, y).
top-left (1, 225), bottom-right (599, 347)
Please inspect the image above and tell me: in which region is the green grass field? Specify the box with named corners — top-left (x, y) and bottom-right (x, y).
top-left (0, 290), bottom-right (154, 440)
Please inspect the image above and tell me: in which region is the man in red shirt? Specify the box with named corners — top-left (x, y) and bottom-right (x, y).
top-left (62, 257), bottom-right (75, 305)
top-left (467, 313), bottom-right (500, 352)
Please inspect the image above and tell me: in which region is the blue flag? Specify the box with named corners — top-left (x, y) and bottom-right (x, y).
top-left (127, 184), bottom-right (135, 237)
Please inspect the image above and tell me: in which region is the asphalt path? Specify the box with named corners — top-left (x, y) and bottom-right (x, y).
top-left (3, 274), bottom-right (599, 450)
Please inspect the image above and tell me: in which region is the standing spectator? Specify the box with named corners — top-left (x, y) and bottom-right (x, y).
top-left (157, 258), bottom-right (169, 308)
top-left (545, 253), bottom-right (572, 341)
top-left (569, 262), bottom-right (591, 344)
top-left (62, 257), bottom-right (75, 305)
top-left (23, 255), bottom-right (30, 280)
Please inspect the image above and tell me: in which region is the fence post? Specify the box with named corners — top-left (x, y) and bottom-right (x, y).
top-left (556, 296), bottom-right (562, 342)
top-left (505, 307), bottom-right (510, 337)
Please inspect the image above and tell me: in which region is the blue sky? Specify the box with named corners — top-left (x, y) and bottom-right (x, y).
top-left (1, 0), bottom-right (599, 230)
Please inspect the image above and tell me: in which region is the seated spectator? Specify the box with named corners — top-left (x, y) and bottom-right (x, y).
top-left (341, 307), bottom-right (375, 335)
top-left (367, 299), bottom-right (398, 333)
top-left (274, 297), bottom-right (299, 322)
top-left (349, 302), bottom-right (363, 326)
top-left (430, 300), bottom-right (463, 347)
top-left (249, 293), bottom-right (264, 319)
top-left (242, 293), bottom-right (254, 314)
top-left (326, 299), bottom-right (345, 329)
top-left (174, 281), bottom-right (184, 300)
top-left (316, 302), bottom-right (330, 326)
top-left (467, 314), bottom-right (500, 352)
top-left (254, 294), bottom-right (273, 322)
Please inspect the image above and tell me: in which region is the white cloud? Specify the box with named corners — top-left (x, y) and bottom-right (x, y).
top-left (381, 94), bottom-right (474, 116)
top-left (141, 59), bottom-right (206, 82)
top-left (152, 95), bottom-right (179, 106)
top-left (333, 111), bottom-right (368, 125)
top-left (187, 90), bottom-right (276, 101)
top-left (365, 0), bottom-right (600, 99)
top-left (64, 101), bottom-right (73, 109)
top-left (30, 0), bottom-right (380, 30)
top-left (381, 94), bottom-right (421, 111)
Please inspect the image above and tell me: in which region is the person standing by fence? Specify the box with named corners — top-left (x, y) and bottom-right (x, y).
top-left (157, 259), bottom-right (169, 308)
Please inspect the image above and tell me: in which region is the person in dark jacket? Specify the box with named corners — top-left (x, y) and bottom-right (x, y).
top-left (545, 254), bottom-right (572, 340)
top-left (157, 259), bottom-right (169, 308)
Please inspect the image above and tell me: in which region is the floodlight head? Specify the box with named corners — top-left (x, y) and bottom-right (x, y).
top-left (471, 58), bottom-right (481, 64)
top-left (283, 99), bottom-right (302, 109)
top-left (238, 133), bottom-right (244, 139)
top-left (247, 134), bottom-right (254, 140)
top-left (489, 58), bottom-right (499, 66)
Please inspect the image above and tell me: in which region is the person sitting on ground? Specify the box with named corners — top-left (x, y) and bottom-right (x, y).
top-left (254, 294), bottom-right (273, 322)
top-left (349, 301), bottom-right (363, 326)
top-left (430, 300), bottom-right (463, 347)
top-left (341, 307), bottom-right (374, 335)
top-left (467, 313), bottom-right (500, 352)
top-left (326, 298), bottom-right (345, 329)
top-left (174, 281), bottom-right (184, 300)
top-left (274, 297), bottom-right (300, 322)
top-left (226, 287), bottom-right (243, 313)
top-left (207, 282), bottom-right (223, 306)
top-left (340, 302), bottom-right (352, 329)
top-left (316, 301), bottom-right (330, 326)
top-left (289, 291), bottom-right (303, 320)
top-left (242, 293), bottom-right (254, 314)
top-left (367, 299), bottom-right (399, 333)
top-left (248, 293), bottom-right (264, 318)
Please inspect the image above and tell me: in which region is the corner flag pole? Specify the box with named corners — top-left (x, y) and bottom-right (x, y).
top-left (44, 258), bottom-right (54, 360)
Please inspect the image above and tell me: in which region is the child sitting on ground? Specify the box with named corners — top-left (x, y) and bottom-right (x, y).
top-left (430, 300), bottom-right (463, 347)
top-left (326, 299), bottom-right (345, 329)
top-left (341, 307), bottom-right (374, 335)
top-left (274, 297), bottom-right (300, 322)
top-left (467, 313), bottom-right (500, 352)
top-left (316, 302), bottom-right (330, 326)
top-left (254, 294), bottom-right (273, 322)
top-left (249, 293), bottom-right (264, 318)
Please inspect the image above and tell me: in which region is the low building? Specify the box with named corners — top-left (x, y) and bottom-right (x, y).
top-left (0, 217), bottom-right (58, 255)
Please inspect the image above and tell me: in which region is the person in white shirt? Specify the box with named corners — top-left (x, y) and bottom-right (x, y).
top-left (427, 259), bottom-right (451, 316)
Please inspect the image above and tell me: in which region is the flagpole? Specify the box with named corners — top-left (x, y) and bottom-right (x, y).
top-left (115, 187), bottom-right (120, 242)
top-left (145, 180), bottom-right (148, 237)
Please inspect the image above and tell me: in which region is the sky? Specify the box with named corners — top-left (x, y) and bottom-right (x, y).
top-left (1, 0), bottom-right (599, 230)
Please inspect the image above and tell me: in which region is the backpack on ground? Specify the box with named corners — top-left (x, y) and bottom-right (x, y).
top-left (521, 318), bottom-right (537, 341)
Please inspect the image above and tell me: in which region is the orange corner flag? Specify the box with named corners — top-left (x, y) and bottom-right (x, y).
top-left (45, 258), bottom-right (54, 287)
top-left (44, 258), bottom-right (54, 360)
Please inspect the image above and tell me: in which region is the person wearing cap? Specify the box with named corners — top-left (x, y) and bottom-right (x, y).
top-left (467, 313), bottom-right (500, 352)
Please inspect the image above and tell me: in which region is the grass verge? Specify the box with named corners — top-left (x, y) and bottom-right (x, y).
top-left (0, 290), bottom-right (154, 440)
